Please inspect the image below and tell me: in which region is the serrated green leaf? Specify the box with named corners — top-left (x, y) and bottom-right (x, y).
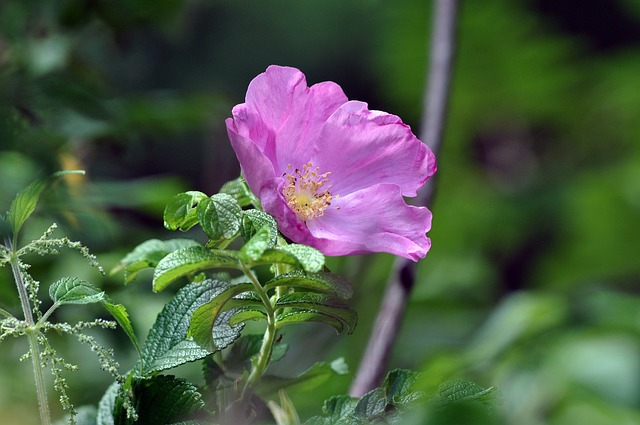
top-left (211, 309), bottom-right (244, 350)
top-left (188, 281), bottom-right (254, 350)
top-left (255, 244), bottom-right (324, 272)
top-left (197, 193), bottom-right (243, 243)
top-left (220, 176), bottom-right (259, 207)
top-left (222, 333), bottom-right (288, 377)
top-left (354, 387), bottom-right (387, 419)
top-left (240, 225), bottom-right (273, 262)
top-left (257, 358), bottom-right (348, 396)
top-left (96, 381), bottom-right (118, 425)
top-left (265, 270), bottom-right (353, 299)
top-left (102, 301), bottom-right (141, 359)
top-left (241, 209), bottom-right (278, 246)
top-left (152, 246), bottom-right (240, 292)
top-left (275, 310), bottom-right (346, 334)
top-left (163, 191), bottom-right (207, 231)
top-left (115, 239), bottom-right (201, 284)
top-left (6, 170), bottom-right (85, 237)
top-left (228, 308), bottom-right (267, 326)
top-left (429, 380), bottom-right (497, 408)
top-left (49, 277), bottom-right (105, 305)
top-left (384, 369), bottom-right (422, 405)
top-left (112, 376), bottom-right (204, 425)
top-left (140, 280), bottom-right (237, 374)
top-left (274, 292), bottom-right (357, 334)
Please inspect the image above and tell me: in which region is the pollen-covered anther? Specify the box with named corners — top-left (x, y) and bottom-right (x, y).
top-left (283, 162), bottom-right (334, 221)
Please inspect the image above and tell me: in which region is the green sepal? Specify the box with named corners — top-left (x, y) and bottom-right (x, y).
top-left (219, 176), bottom-right (260, 208)
top-left (196, 193), bottom-right (242, 243)
top-left (139, 279), bottom-right (235, 375)
top-left (6, 170), bottom-right (84, 238)
top-left (241, 210), bottom-right (278, 247)
top-left (188, 281), bottom-right (254, 350)
top-left (274, 292), bottom-right (357, 334)
top-left (152, 246), bottom-right (240, 292)
top-left (114, 238), bottom-right (201, 284)
top-left (264, 270), bottom-right (353, 300)
top-left (163, 191), bottom-right (207, 231)
top-left (257, 358), bottom-right (348, 396)
top-left (252, 244), bottom-right (325, 273)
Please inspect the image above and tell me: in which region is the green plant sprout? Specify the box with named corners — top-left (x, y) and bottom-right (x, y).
top-left (0, 171), bottom-right (136, 425)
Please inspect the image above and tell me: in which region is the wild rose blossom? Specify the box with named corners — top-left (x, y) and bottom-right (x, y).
top-left (226, 65), bottom-right (436, 261)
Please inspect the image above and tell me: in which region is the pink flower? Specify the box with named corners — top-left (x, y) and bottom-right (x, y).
top-left (225, 65), bottom-right (436, 261)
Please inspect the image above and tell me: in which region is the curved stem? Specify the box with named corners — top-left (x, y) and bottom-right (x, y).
top-left (241, 263), bottom-right (277, 397)
top-left (8, 247), bottom-right (52, 425)
top-left (350, 0), bottom-right (458, 397)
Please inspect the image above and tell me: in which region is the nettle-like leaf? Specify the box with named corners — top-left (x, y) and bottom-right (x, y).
top-left (152, 246), bottom-right (240, 292)
top-left (264, 270), bottom-right (353, 300)
top-left (110, 376), bottom-right (205, 425)
top-left (306, 369), bottom-right (425, 425)
top-left (48, 278), bottom-right (141, 356)
top-left (188, 281), bottom-right (254, 350)
top-left (163, 191), bottom-right (208, 231)
top-left (429, 380), bottom-right (496, 408)
top-left (102, 301), bottom-right (141, 358)
top-left (258, 358), bottom-right (348, 397)
top-left (384, 369), bottom-right (423, 405)
top-left (140, 280), bottom-right (235, 375)
top-left (197, 193), bottom-right (243, 243)
top-left (115, 238), bottom-right (201, 284)
top-left (220, 176), bottom-right (259, 208)
top-left (274, 292), bottom-right (357, 334)
top-left (253, 244), bottom-right (325, 272)
top-left (241, 209), bottom-right (278, 246)
top-left (50, 277), bottom-right (105, 305)
top-left (6, 170), bottom-right (84, 237)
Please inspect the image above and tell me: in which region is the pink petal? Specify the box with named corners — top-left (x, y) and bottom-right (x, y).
top-left (225, 118), bottom-right (276, 196)
top-left (306, 184), bottom-right (431, 261)
top-left (314, 101), bottom-right (436, 197)
top-left (234, 65), bottom-right (348, 173)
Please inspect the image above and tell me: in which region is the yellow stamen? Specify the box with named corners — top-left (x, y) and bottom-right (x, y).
top-left (283, 162), bottom-right (334, 221)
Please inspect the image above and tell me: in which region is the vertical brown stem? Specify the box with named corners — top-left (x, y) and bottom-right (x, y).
top-left (350, 0), bottom-right (459, 397)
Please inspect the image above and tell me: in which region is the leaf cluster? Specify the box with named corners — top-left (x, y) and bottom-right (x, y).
top-left (101, 180), bottom-right (358, 424)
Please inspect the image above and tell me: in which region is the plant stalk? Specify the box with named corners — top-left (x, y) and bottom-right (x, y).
top-left (350, 0), bottom-right (458, 397)
top-left (8, 247), bottom-right (52, 425)
top-left (241, 263), bottom-right (277, 397)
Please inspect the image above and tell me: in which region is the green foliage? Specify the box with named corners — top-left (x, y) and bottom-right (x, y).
top-left (114, 239), bottom-right (201, 285)
top-left (101, 376), bottom-right (205, 425)
top-left (306, 369), bottom-right (422, 425)
top-left (0, 174), bottom-right (128, 425)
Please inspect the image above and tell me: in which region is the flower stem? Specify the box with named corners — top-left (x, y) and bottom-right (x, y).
top-left (240, 263), bottom-right (276, 397)
top-left (8, 244), bottom-right (52, 425)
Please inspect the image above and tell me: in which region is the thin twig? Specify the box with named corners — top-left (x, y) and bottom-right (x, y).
top-left (350, 0), bottom-right (459, 397)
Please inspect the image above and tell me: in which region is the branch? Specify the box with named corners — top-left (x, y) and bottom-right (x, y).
top-left (350, 0), bottom-right (459, 397)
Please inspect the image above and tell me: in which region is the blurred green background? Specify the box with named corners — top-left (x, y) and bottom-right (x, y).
top-left (1, 0), bottom-right (639, 424)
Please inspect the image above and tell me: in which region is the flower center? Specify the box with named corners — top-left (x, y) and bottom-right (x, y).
top-left (283, 162), bottom-right (334, 221)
